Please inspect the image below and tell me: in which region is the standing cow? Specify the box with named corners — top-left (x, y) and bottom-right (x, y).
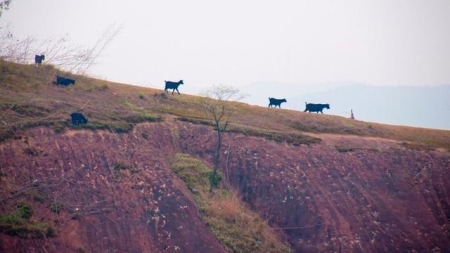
top-left (268, 97), bottom-right (287, 108)
top-left (164, 80), bottom-right (184, 95)
top-left (35, 54), bottom-right (45, 66)
top-left (304, 102), bottom-right (330, 114)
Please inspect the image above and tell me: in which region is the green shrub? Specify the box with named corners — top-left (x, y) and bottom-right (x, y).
top-left (113, 161), bottom-right (140, 174)
top-left (208, 172), bottom-right (222, 188)
top-left (113, 162), bottom-right (128, 171)
top-left (336, 146), bottom-right (355, 153)
top-left (0, 202), bottom-right (56, 238)
top-left (49, 202), bottom-right (64, 214)
top-left (16, 203), bottom-right (33, 220)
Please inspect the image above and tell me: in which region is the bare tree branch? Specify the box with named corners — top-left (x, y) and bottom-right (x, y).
top-left (0, 0), bottom-right (12, 17)
top-left (198, 84), bottom-right (246, 191)
top-left (0, 23), bottom-right (121, 75)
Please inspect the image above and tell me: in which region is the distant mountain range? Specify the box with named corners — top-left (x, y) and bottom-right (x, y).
top-left (241, 82), bottom-right (450, 130)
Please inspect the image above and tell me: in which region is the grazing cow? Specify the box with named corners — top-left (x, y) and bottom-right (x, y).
top-left (304, 102), bottom-right (330, 114)
top-left (35, 54), bottom-right (45, 66)
top-left (70, 112), bottom-right (88, 125)
top-left (164, 80), bottom-right (184, 95)
top-left (56, 75), bottom-right (76, 86)
top-left (268, 97), bottom-right (287, 108)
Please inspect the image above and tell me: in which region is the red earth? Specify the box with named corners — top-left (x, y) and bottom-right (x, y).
top-left (1, 120), bottom-right (449, 252)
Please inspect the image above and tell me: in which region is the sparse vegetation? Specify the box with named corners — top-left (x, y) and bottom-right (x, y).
top-left (27, 189), bottom-right (45, 203)
top-left (113, 161), bottom-right (140, 174)
top-left (336, 146), bottom-right (356, 153)
top-left (170, 153), bottom-right (292, 253)
top-left (0, 202), bottom-right (56, 238)
top-left (199, 84), bottom-right (245, 191)
top-left (49, 202), bottom-right (64, 214)
top-left (1, 59), bottom-right (449, 151)
top-left (229, 126), bottom-right (322, 146)
top-left (400, 141), bottom-right (435, 151)
top-left (76, 247), bottom-right (87, 253)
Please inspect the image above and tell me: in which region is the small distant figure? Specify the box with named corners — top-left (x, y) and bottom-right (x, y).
top-left (55, 75), bottom-right (76, 86)
top-left (164, 80), bottom-right (184, 95)
top-left (304, 102), bottom-right (330, 114)
top-left (350, 109), bottom-right (355, 120)
top-left (268, 97), bottom-right (287, 108)
top-left (35, 54), bottom-right (45, 66)
top-left (70, 112), bottom-right (88, 125)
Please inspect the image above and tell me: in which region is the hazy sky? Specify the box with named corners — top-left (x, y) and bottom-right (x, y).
top-left (2, 1), bottom-right (450, 128)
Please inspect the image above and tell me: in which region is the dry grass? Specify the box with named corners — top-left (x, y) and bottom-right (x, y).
top-left (1, 59), bottom-right (450, 150)
top-left (170, 153), bottom-right (292, 253)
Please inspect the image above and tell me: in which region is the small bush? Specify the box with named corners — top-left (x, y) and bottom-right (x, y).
top-left (28, 189), bottom-right (45, 203)
top-left (0, 202), bottom-right (56, 238)
top-left (138, 112), bottom-right (163, 122)
top-left (209, 172), bottom-right (222, 188)
top-left (111, 122), bottom-right (133, 133)
top-left (16, 203), bottom-right (33, 220)
top-left (177, 117), bottom-right (212, 126)
top-left (336, 146), bottom-right (355, 153)
top-left (113, 162), bottom-right (128, 171)
top-left (113, 161), bottom-right (140, 173)
top-left (157, 92), bottom-right (168, 99)
top-left (77, 247), bottom-right (87, 253)
top-left (49, 202), bottom-right (64, 214)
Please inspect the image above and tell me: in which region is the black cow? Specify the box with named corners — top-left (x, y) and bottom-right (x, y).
top-left (70, 112), bottom-right (88, 125)
top-left (56, 75), bottom-right (76, 86)
top-left (268, 97), bottom-right (287, 108)
top-left (164, 80), bottom-right (184, 95)
top-left (304, 102), bottom-right (330, 114)
top-left (35, 54), bottom-right (45, 66)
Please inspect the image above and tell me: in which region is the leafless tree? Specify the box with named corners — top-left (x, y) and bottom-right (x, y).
top-left (199, 84), bottom-right (245, 191)
top-left (0, 25), bottom-right (35, 63)
top-left (0, 23), bottom-right (121, 75)
top-left (0, 0), bottom-right (12, 17)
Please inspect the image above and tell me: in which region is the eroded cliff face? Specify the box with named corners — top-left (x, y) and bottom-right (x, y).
top-left (178, 124), bottom-right (450, 252)
top-left (0, 122), bottom-right (227, 253)
top-left (1, 121), bottom-right (449, 253)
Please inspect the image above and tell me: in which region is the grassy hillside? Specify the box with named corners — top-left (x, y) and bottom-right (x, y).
top-left (1, 59), bottom-right (449, 151)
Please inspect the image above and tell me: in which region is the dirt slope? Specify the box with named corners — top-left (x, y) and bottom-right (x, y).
top-left (178, 123), bottom-right (450, 252)
top-left (1, 120), bottom-right (449, 252)
top-left (0, 122), bottom-right (227, 253)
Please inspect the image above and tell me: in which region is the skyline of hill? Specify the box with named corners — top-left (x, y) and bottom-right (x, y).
top-left (240, 82), bottom-right (450, 130)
